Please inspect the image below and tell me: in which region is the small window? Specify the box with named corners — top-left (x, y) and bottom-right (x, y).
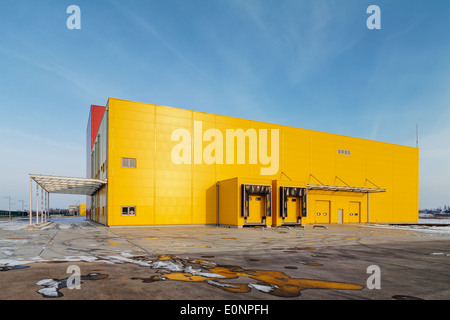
top-left (338, 149), bottom-right (351, 155)
top-left (291, 198), bottom-right (297, 202)
top-left (256, 197), bottom-right (261, 201)
top-left (323, 213), bottom-right (327, 216)
top-left (122, 157), bottom-right (137, 168)
top-left (317, 213), bottom-right (321, 216)
top-left (122, 206), bottom-right (136, 216)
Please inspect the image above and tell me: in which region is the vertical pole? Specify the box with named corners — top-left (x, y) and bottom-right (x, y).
top-left (29, 177), bottom-right (32, 226)
top-left (216, 182), bottom-right (219, 227)
top-left (36, 184), bottom-right (39, 225)
top-left (44, 191), bottom-right (47, 222)
top-left (46, 192), bottom-right (48, 221)
top-left (40, 187), bottom-right (43, 224)
top-left (47, 192), bottom-right (49, 221)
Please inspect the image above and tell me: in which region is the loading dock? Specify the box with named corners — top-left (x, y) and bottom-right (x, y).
top-left (218, 177), bottom-right (273, 227)
top-left (271, 180), bottom-right (307, 227)
top-left (285, 196), bottom-right (299, 223)
top-left (241, 184), bottom-right (271, 226)
top-left (280, 186), bottom-right (306, 226)
top-left (247, 195), bottom-right (266, 224)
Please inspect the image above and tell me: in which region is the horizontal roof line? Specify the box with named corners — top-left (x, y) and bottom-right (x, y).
top-left (306, 184), bottom-right (386, 193)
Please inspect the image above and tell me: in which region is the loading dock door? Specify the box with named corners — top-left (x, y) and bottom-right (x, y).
top-left (280, 186), bottom-right (306, 225)
top-left (241, 184), bottom-right (271, 226)
top-left (285, 196), bottom-right (300, 223)
top-left (247, 195), bottom-right (266, 224)
top-left (314, 200), bottom-right (330, 223)
top-left (348, 201), bottom-right (361, 223)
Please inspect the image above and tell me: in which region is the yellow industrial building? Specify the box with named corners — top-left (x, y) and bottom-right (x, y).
top-left (87, 98), bottom-right (419, 227)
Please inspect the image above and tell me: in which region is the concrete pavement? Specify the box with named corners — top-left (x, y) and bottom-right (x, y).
top-left (1, 217), bottom-right (449, 300)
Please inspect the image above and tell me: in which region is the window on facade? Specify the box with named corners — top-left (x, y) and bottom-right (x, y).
top-left (122, 206), bottom-right (136, 216)
top-left (338, 149), bottom-right (351, 155)
top-left (122, 157), bottom-right (137, 168)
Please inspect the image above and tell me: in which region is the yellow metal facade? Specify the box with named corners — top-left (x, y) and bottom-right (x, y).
top-left (90, 98), bottom-right (419, 227)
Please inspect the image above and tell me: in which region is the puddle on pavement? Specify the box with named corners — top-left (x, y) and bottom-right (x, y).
top-left (392, 295), bottom-right (424, 300)
top-left (299, 262), bottom-right (323, 266)
top-left (36, 273), bottom-right (108, 298)
top-left (0, 265), bottom-right (30, 272)
top-left (132, 254), bottom-right (364, 298)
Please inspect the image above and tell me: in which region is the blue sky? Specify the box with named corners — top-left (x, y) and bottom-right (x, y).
top-left (0, 0), bottom-right (449, 210)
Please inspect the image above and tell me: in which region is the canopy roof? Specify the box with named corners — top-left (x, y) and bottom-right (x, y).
top-left (306, 184), bottom-right (386, 193)
top-left (30, 174), bottom-right (106, 196)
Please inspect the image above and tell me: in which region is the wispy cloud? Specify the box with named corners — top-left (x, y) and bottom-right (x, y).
top-left (0, 44), bottom-right (105, 103)
top-left (225, 0), bottom-right (363, 85)
top-left (110, 1), bottom-right (206, 76)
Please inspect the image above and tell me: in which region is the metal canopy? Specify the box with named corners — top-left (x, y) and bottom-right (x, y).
top-left (306, 184), bottom-right (386, 193)
top-left (30, 174), bottom-right (106, 196)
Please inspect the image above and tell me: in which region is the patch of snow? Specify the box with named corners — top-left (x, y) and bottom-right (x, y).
top-left (0, 259), bottom-right (36, 267)
top-left (104, 254), bottom-right (152, 267)
top-left (430, 252), bottom-right (450, 256)
top-left (248, 283), bottom-right (277, 293)
top-left (0, 220), bottom-right (29, 231)
top-left (419, 218), bottom-right (450, 225)
top-left (184, 265), bottom-right (226, 278)
top-left (419, 213), bottom-right (435, 218)
top-left (151, 260), bottom-right (184, 272)
top-left (36, 279), bottom-right (61, 298)
top-left (31, 256), bottom-right (46, 262)
top-left (57, 256), bottom-right (98, 263)
top-left (0, 239), bottom-right (28, 245)
top-left (2, 250), bottom-right (14, 256)
top-left (207, 280), bottom-right (240, 289)
top-left (365, 220), bottom-right (450, 235)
